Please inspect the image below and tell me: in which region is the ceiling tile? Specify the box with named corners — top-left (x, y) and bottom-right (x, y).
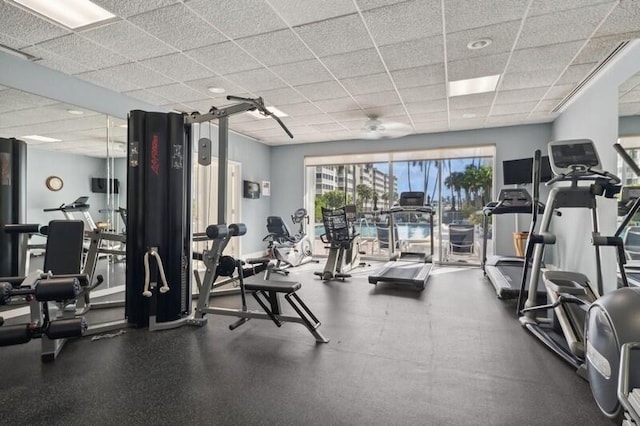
top-left (129, 3), bottom-right (226, 50)
top-left (285, 114), bottom-right (336, 126)
top-left (0, 2), bottom-right (69, 45)
top-left (33, 34), bottom-right (129, 70)
top-left (75, 70), bottom-right (140, 92)
top-left (379, 36), bottom-right (444, 71)
top-left (532, 99), bottom-right (562, 113)
top-left (183, 76), bottom-right (246, 98)
top-left (186, 0), bottom-right (287, 38)
top-left (103, 62), bottom-right (173, 88)
top-left (356, 0), bottom-right (408, 11)
top-left (398, 84), bottom-right (446, 103)
top-left (556, 62), bottom-right (597, 85)
top-left (275, 102), bottom-right (323, 117)
top-left (620, 89), bottom-right (640, 104)
top-left (0, 90), bottom-right (57, 114)
top-left (268, 0), bottom-right (357, 26)
top-left (139, 53), bottom-right (212, 81)
top-left (360, 104), bottom-right (408, 118)
top-left (446, 21), bottom-right (520, 62)
top-left (494, 87), bottom-right (548, 105)
top-left (517, 3), bottom-right (613, 49)
top-left (572, 32), bottom-right (640, 64)
top-left (620, 74), bottom-right (640, 93)
top-left (405, 100), bottom-right (447, 114)
top-left (0, 33), bottom-right (28, 51)
top-left (596, 0), bottom-right (640, 37)
top-left (362, 0), bottom-right (442, 46)
top-left (294, 14), bottom-right (373, 57)
top-left (24, 47), bottom-right (93, 75)
top-left (223, 68), bottom-right (288, 92)
top-left (448, 52), bottom-right (509, 81)
top-left (619, 103), bottom-right (640, 116)
top-left (91, 0), bottom-right (179, 17)
top-left (391, 64), bottom-right (446, 89)
top-left (449, 117), bottom-right (487, 130)
top-left (485, 113), bottom-right (531, 126)
top-left (313, 97), bottom-right (361, 113)
top-left (449, 93), bottom-right (495, 109)
top-left (148, 84), bottom-right (205, 103)
top-left (414, 121), bottom-right (449, 133)
top-left (255, 87), bottom-right (307, 106)
top-left (449, 106), bottom-right (490, 119)
top-left (124, 89), bottom-right (172, 106)
top-left (310, 122), bottom-right (347, 132)
top-left (528, 0), bottom-right (616, 17)
top-left (270, 60), bottom-right (333, 86)
top-left (354, 91), bottom-right (401, 108)
top-left (186, 42), bottom-right (262, 75)
top-left (341, 73), bottom-right (395, 95)
top-left (444, 0), bottom-right (529, 33)
top-left (410, 111), bottom-right (449, 122)
top-left (321, 49), bottom-right (385, 79)
top-left (82, 21), bottom-right (177, 61)
top-left (491, 102), bottom-right (538, 115)
top-left (236, 29), bottom-right (315, 66)
top-left (508, 41), bottom-right (584, 73)
top-left (296, 80), bottom-right (349, 101)
top-left (500, 68), bottom-right (564, 90)
top-left (544, 83), bottom-right (575, 99)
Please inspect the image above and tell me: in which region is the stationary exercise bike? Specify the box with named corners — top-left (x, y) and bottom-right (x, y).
top-left (262, 208), bottom-right (315, 275)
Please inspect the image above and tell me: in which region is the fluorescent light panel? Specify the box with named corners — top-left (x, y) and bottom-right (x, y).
top-left (448, 74), bottom-right (500, 97)
top-left (13, 0), bottom-right (115, 29)
top-left (22, 135), bottom-right (61, 142)
top-left (246, 106), bottom-right (289, 119)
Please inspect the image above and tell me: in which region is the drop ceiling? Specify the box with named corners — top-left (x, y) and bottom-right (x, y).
top-left (0, 0), bottom-right (639, 150)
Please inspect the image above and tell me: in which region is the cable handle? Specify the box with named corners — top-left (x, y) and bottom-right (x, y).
top-left (142, 248), bottom-right (170, 297)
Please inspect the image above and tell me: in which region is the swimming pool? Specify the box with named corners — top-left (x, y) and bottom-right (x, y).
top-left (315, 222), bottom-right (432, 239)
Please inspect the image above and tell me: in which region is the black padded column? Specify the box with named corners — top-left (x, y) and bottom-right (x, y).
top-left (126, 111), bottom-right (191, 327)
top-left (0, 138), bottom-right (26, 277)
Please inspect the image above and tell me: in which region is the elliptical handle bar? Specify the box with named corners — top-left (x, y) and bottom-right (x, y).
top-left (532, 149), bottom-right (541, 205)
top-left (614, 143), bottom-right (640, 177)
top-left (226, 95), bottom-right (294, 139)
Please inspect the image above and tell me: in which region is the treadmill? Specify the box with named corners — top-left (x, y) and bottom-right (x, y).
top-left (482, 188), bottom-right (546, 299)
top-left (368, 192), bottom-right (434, 290)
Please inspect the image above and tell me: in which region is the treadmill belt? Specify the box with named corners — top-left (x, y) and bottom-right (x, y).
top-left (379, 265), bottom-right (422, 280)
top-left (486, 263), bottom-right (546, 300)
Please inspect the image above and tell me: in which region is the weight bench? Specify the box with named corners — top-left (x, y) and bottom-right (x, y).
top-left (190, 223), bottom-right (329, 343)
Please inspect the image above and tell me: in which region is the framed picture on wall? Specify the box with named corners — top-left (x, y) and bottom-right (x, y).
top-left (243, 180), bottom-right (260, 199)
top-left (262, 181), bottom-right (271, 197)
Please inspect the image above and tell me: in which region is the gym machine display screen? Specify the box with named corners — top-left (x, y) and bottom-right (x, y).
top-left (549, 139), bottom-right (600, 173)
top-left (503, 156), bottom-right (553, 185)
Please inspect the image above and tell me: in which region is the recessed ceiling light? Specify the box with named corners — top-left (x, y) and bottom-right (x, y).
top-left (462, 113), bottom-right (477, 118)
top-left (12, 0), bottom-right (116, 29)
top-left (448, 74), bottom-right (501, 97)
top-left (67, 109), bottom-right (84, 115)
top-left (467, 38), bottom-right (493, 50)
top-left (22, 134), bottom-right (62, 142)
top-left (208, 87), bottom-right (226, 94)
top-left (246, 106), bottom-right (289, 119)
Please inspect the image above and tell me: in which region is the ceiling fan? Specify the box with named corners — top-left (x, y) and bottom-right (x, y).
top-left (360, 116), bottom-right (413, 139)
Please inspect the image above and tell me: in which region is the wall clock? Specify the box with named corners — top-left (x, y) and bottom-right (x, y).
top-left (46, 176), bottom-right (64, 191)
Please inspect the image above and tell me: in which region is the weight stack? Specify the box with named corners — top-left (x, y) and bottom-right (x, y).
top-left (126, 111), bottom-right (192, 327)
top-left (0, 138), bottom-right (26, 277)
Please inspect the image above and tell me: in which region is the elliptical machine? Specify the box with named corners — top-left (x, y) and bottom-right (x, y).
top-left (262, 208), bottom-right (315, 275)
top-left (517, 139), bottom-right (640, 421)
top-left (314, 204), bottom-right (366, 281)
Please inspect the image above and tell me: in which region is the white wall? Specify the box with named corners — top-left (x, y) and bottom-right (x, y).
top-left (552, 40), bottom-right (640, 293)
top-left (270, 123), bottom-right (553, 256)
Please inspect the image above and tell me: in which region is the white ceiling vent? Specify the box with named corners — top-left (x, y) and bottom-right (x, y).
top-left (552, 41), bottom-right (631, 113)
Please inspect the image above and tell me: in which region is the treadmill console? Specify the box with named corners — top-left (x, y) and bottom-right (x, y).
top-left (399, 191), bottom-right (425, 206)
top-left (548, 139), bottom-right (600, 175)
top-left (497, 188), bottom-right (532, 207)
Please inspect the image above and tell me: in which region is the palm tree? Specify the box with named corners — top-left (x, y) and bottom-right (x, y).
top-left (444, 172), bottom-right (464, 211)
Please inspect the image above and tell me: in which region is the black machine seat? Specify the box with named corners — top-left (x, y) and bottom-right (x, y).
top-left (320, 206), bottom-right (355, 247)
top-left (265, 216), bottom-right (300, 243)
top-left (244, 280), bottom-right (301, 293)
